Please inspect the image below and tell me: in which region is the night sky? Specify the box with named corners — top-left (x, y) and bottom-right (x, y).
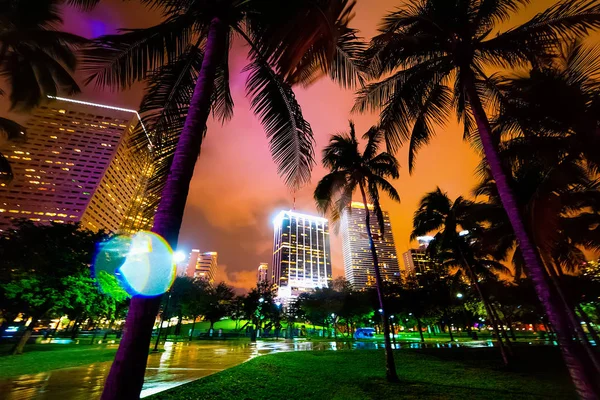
top-left (2, 0), bottom-right (573, 291)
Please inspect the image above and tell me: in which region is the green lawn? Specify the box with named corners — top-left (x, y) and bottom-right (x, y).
top-left (149, 347), bottom-right (576, 400)
top-left (0, 344), bottom-right (117, 378)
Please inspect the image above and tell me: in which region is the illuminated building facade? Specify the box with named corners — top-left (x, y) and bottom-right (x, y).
top-left (403, 236), bottom-right (435, 276)
top-left (257, 262), bottom-right (269, 284)
top-left (186, 250), bottom-right (218, 283)
top-left (272, 210), bottom-right (332, 298)
top-left (341, 202), bottom-right (400, 290)
top-left (0, 97), bottom-right (149, 233)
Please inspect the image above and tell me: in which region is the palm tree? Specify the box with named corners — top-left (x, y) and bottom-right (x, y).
top-left (84, 1), bottom-right (364, 398)
top-left (354, 1), bottom-right (600, 396)
top-left (411, 188), bottom-right (511, 364)
top-left (0, 0), bottom-right (95, 182)
top-left (314, 121), bottom-right (400, 382)
top-left (489, 40), bottom-right (600, 171)
top-left (473, 135), bottom-right (600, 375)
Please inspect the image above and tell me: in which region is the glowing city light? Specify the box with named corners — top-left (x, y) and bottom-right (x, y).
top-left (456, 293), bottom-right (464, 298)
top-left (173, 250), bottom-right (187, 263)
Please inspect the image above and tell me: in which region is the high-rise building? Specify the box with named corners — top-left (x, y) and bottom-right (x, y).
top-left (272, 210), bottom-right (332, 298)
top-left (186, 250), bottom-right (218, 283)
top-left (403, 236), bottom-right (435, 276)
top-left (257, 262), bottom-right (269, 284)
top-left (0, 96), bottom-right (149, 233)
top-left (341, 202), bottom-right (400, 290)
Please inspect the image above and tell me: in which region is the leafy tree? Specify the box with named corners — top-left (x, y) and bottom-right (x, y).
top-left (166, 277), bottom-right (197, 335)
top-left (314, 121), bottom-right (400, 382)
top-left (243, 281), bottom-right (277, 342)
top-left (299, 288), bottom-right (343, 337)
top-left (0, 221), bottom-right (107, 354)
top-left (84, 1), bottom-right (364, 396)
top-left (201, 281), bottom-right (235, 333)
top-left (356, 0), bottom-right (600, 395)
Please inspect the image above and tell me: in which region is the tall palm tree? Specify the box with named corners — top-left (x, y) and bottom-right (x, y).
top-left (354, 1), bottom-right (600, 396)
top-left (84, 1), bottom-right (364, 398)
top-left (0, 0), bottom-right (93, 182)
top-left (473, 135), bottom-right (600, 375)
top-left (314, 121), bottom-right (400, 382)
top-left (411, 188), bottom-right (512, 364)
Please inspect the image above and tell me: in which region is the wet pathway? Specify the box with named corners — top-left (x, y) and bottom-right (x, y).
top-left (0, 340), bottom-right (318, 400)
top-left (0, 338), bottom-right (540, 399)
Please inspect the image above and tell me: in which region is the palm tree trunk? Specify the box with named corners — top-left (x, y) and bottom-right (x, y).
top-left (464, 76), bottom-right (600, 398)
top-left (458, 252), bottom-right (510, 365)
top-left (576, 305), bottom-right (600, 347)
top-left (358, 183), bottom-right (399, 383)
top-left (541, 255), bottom-right (600, 374)
top-left (444, 311), bottom-right (454, 343)
top-left (100, 17), bottom-right (227, 400)
top-left (416, 317), bottom-right (425, 343)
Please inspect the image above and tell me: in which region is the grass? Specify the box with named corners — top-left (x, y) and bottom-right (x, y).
top-left (149, 347), bottom-right (576, 400)
top-left (0, 343), bottom-right (117, 378)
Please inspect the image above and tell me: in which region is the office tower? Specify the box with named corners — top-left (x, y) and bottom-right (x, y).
top-left (0, 96), bottom-right (149, 233)
top-left (257, 262), bottom-right (269, 284)
top-left (186, 250), bottom-right (218, 283)
top-left (272, 210), bottom-right (332, 299)
top-left (341, 202), bottom-right (400, 290)
top-left (402, 236), bottom-right (434, 276)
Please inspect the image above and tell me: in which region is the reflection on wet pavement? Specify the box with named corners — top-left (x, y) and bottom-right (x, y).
top-left (0, 340), bottom-right (321, 400)
top-left (0, 338), bottom-right (553, 399)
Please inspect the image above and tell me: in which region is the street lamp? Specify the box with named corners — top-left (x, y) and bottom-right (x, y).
top-left (456, 293), bottom-right (463, 299)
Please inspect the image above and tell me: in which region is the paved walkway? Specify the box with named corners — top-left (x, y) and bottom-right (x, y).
top-left (0, 340), bottom-right (319, 400)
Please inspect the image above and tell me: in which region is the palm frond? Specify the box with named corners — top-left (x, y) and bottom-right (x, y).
top-left (314, 171), bottom-right (350, 214)
top-left (408, 83), bottom-right (452, 173)
top-left (83, 15), bottom-right (196, 89)
top-left (64, 0), bottom-right (100, 11)
top-left (0, 117), bottom-right (26, 183)
top-left (0, 117), bottom-right (26, 142)
top-left (211, 33), bottom-right (234, 124)
top-left (480, 0), bottom-right (600, 67)
top-left (244, 60), bottom-right (315, 189)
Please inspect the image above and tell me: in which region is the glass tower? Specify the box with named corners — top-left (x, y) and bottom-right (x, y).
top-left (341, 202), bottom-right (400, 290)
top-left (272, 210), bottom-right (332, 298)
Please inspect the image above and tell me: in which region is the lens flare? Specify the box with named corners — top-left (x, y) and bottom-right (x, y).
top-left (93, 231), bottom-right (176, 297)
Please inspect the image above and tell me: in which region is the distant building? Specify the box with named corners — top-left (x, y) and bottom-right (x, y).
top-left (341, 202), bottom-right (400, 290)
top-left (272, 210), bottom-right (332, 299)
top-left (186, 250), bottom-right (218, 283)
top-left (0, 96), bottom-right (150, 233)
top-left (257, 262), bottom-right (269, 284)
top-left (403, 236), bottom-right (435, 277)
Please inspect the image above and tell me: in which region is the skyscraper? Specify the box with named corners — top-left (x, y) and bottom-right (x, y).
top-left (186, 250), bottom-right (218, 283)
top-left (0, 96), bottom-right (149, 233)
top-left (257, 262), bottom-right (269, 284)
top-left (272, 210), bottom-right (332, 298)
top-left (341, 202), bottom-right (400, 290)
top-left (402, 236), bottom-right (434, 276)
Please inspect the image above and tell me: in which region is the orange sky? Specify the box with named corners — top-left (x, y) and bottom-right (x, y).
top-left (1, 0), bottom-right (576, 291)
